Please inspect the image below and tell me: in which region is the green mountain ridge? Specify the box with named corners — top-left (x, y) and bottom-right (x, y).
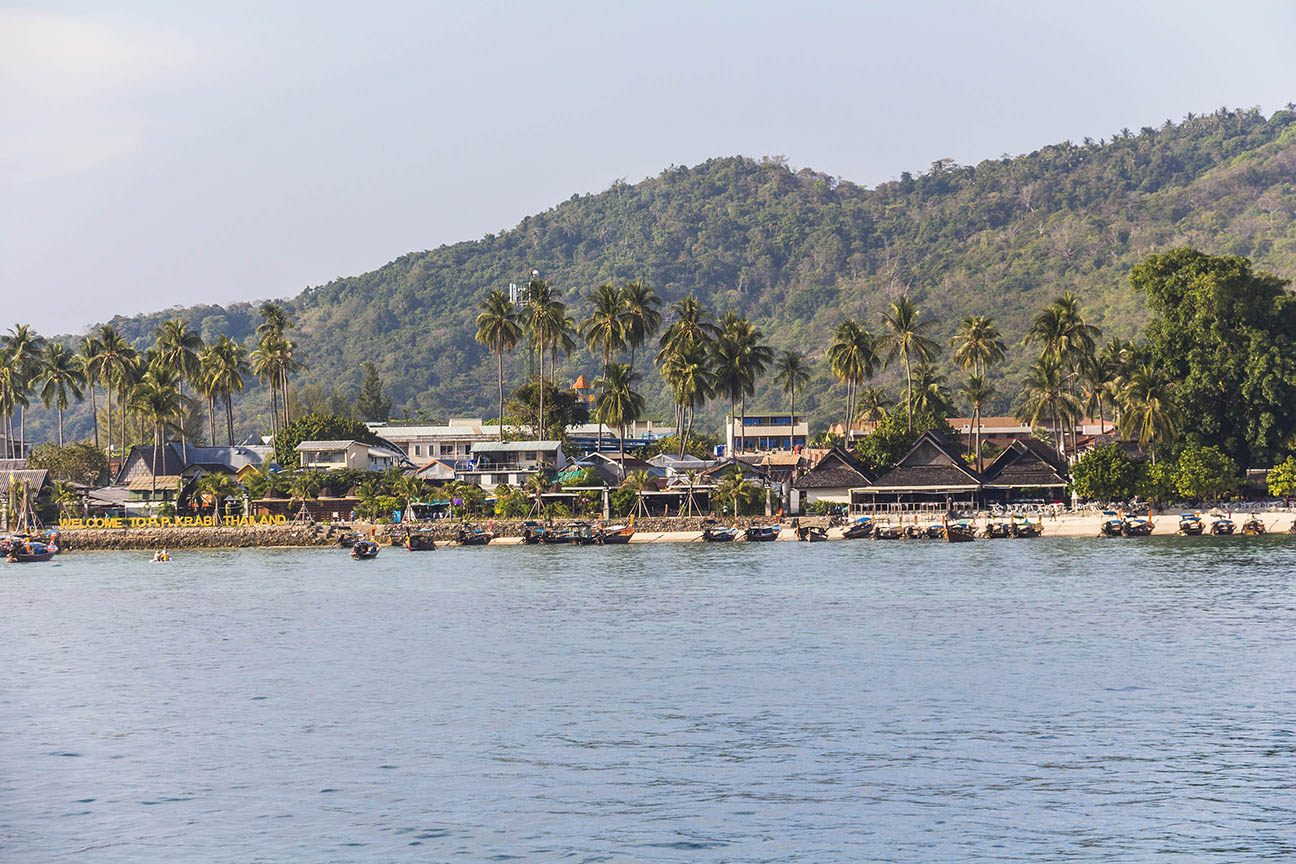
top-left (37, 104), bottom-right (1296, 443)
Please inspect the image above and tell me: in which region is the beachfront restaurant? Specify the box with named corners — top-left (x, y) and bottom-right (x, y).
top-left (978, 439), bottom-right (1069, 505)
top-left (849, 431), bottom-right (984, 514)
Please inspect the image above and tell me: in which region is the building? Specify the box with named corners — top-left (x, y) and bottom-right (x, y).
top-left (565, 420), bottom-right (675, 456)
top-left (947, 416), bottom-right (1111, 451)
top-left (849, 431), bottom-right (983, 512)
top-left (365, 418), bottom-right (502, 462)
top-left (457, 440), bottom-right (568, 490)
top-left (295, 440), bottom-right (405, 472)
top-left (112, 443), bottom-right (274, 513)
top-left (980, 439), bottom-right (1069, 504)
top-left (793, 447), bottom-right (872, 508)
top-left (725, 412), bottom-right (809, 454)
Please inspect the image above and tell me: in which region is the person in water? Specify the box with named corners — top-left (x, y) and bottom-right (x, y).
top-left (153, 549), bottom-right (170, 562)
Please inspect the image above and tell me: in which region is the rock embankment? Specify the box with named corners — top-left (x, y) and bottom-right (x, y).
top-left (58, 515), bottom-right (814, 550)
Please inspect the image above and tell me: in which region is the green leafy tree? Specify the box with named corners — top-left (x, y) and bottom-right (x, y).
top-left (1267, 456), bottom-right (1296, 498)
top-left (878, 296), bottom-right (939, 430)
top-left (827, 319), bottom-right (877, 436)
top-left (1070, 443), bottom-right (1140, 502)
top-left (852, 408), bottom-right (955, 476)
top-left (593, 362), bottom-right (645, 465)
top-left (28, 442), bottom-right (111, 487)
top-left (618, 280), bottom-right (662, 366)
top-left (1172, 444), bottom-right (1238, 503)
top-left (1132, 248), bottom-right (1296, 466)
top-left (505, 378), bottom-right (589, 440)
top-left (38, 341), bottom-right (86, 446)
top-left (1119, 364), bottom-right (1181, 464)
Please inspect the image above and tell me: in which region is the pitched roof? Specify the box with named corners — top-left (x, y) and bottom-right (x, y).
top-left (701, 458), bottom-right (771, 482)
top-left (795, 446), bottom-right (871, 490)
top-left (470, 440), bottom-right (563, 453)
top-left (865, 431), bottom-right (983, 491)
top-left (296, 440), bottom-right (360, 450)
top-left (982, 439), bottom-right (1069, 488)
top-left (2, 468), bottom-right (48, 492)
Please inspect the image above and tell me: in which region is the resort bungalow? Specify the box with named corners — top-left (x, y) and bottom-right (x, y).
top-left (458, 440), bottom-right (568, 490)
top-left (849, 431), bottom-right (983, 513)
top-left (295, 440), bottom-right (405, 472)
top-left (980, 439), bottom-right (1069, 504)
top-left (793, 447), bottom-right (872, 510)
top-left (112, 443), bottom-right (273, 514)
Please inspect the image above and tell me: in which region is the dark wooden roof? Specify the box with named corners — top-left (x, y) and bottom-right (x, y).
top-left (865, 431), bottom-right (982, 491)
top-left (983, 439), bottom-right (1068, 488)
top-left (794, 446), bottom-right (871, 490)
top-left (702, 458), bottom-right (770, 483)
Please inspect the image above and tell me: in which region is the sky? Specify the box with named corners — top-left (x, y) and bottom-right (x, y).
top-left (3, 0), bottom-right (1296, 334)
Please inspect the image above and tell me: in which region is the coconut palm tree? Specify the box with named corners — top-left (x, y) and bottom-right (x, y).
top-left (593, 362), bottom-right (645, 466)
top-left (827, 319), bottom-right (878, 437)
top-left (155, 318), bottom-right (204, 455)
top-left (205, 336), bottom-right (249, 445)
top-left (580, 284), bottom-right (627, 367)
top-left (78, 335), bottom-right (103, 451)
top-left (475, 289), bottom-right (523, 441)
top-left (95, 325), bottom-right (136, 459)
top-left (1017, 355), bottom-right (1081, 461)
top-left (1119, 364), bottom-right (1181, 463)
top-left (950, 315), bottom-right (1006, 377)
top-left (958, 374), bottom-right (996, 470)
top-left (656, 295), bottom-right (717, 364)
top-left (712, 467), bottom-right (751, 517)
top-left (619, 280), bottom-right (662, 367)
top-left (130, 366), bottom-right (187, 506)
top-left (38, 342), bottom-right (86, 446)
top-left (855, 385), bottom-right (893, 424)
top-left (878, 297), bottom-right (940, 429)
top-left (660, 342), bottom-right (713, 459)
top-left (3, 324), bottom-right (46, 455)
top-left (773, 350), bottom-right (811, 420)
top-left (0, 351), bottom-right (16, 457)
top-left (523, 279), bottom-right (561, 433)
top-left (910, 362), bottom-right (951, 416)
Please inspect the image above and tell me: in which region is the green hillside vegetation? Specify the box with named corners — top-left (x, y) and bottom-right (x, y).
top-left (28, 104), bottom-right (1296, 446)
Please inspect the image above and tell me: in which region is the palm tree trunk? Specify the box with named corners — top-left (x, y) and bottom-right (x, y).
top-left (537, 346), bottom-right (545, 439)
top-left (150, 424), bottom-right (159, 512)
top-left (208, 397), bottom-right (217, 447)
top-left (496, 345), bottom-right (505, 442)
top-left (268, 384), bottom-right (279, 440)
top-left (905, 358), bottom-right (913, 431)
top-left (89, 381), bottom-right (99, 451)
top-left (19, 405), bottom-right (25, 457)
top-left (225, 394), bottom-right (235, 446)
top-left (57, 407), bottom-right (64, 446)
top-left (974, 404), bottom-right (982, 472)
top-left (105, 386), bottom-right (112, 459)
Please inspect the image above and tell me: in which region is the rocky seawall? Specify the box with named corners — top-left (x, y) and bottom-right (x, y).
top-left (57, 515), bottom-right (818, 550)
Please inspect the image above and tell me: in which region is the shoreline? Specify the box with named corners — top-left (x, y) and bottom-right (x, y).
top-left (48, 510), bottom-right (1296, 550)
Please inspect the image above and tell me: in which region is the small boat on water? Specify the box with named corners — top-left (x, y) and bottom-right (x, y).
top-left (595, 522), bottom-right (634, 545)
top-left (351, 540), bottom-right (379, 560)
top-left (841, 517), bottom-right (874, 540)
top-left (1178, 513), bottom-right (1204, 535)
top-left (795, 524), bottom-right (828, 542)
top-left (335, 531), bottom-right (360, 549)
top-left (874, 522), bottom-right (903, 540)
top-left (520, 521), bottom-right (547, 544)
top-left (564, 522), bottom-right (597, 546)
top-left (455, 526), bottom-right (493, 546)
top-left (1099, 511), bottom-right (1125, 537)
top-left (1009, 516), bottom-right (1044, 538)
top-left (405, 531), bottom-right (437, 551)
top-left (1288, 519), bottom-right (1296, 535)
top-left (983, 520), bottom-right (1011, 538)
top-left (1241, 516), bottom-right (1266, 535)
top-left (1122, 515), bottom-right (1154, 536)
top-left (744, 524), bottom-right (782, 542)
top-left (922, 523), bottom-right (945, 540)
top-left (6, 539), bottom-right (57, 562)
top-left (701, 522), bottom-right (738, 542)
top-left (944, 518), bottom-right (976, 543)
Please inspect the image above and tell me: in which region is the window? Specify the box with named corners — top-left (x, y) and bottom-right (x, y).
top-left (413, 445), bottom-right (421, 456)
top-left (524, 451), bottom-right (536, 461)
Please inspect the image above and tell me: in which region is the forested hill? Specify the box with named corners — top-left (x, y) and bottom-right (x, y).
top-left (59, 105), bottom-right (1296, 439)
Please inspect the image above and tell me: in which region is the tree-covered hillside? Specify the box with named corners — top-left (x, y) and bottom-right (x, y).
top-left (41, 105), bottom-right (1296, 442)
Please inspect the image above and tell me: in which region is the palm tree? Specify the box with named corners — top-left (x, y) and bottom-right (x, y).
top-left (154, 318), bottom-right (204, 456)
top-left (129, 367), bottom-right (187, 506)
top-left (593, 362), bottom-right (645, 466)
top-left (878, 297), bottom-right (940, 429)
top-left (0, 351), bottom-right (16, 457)
top-left (50, 479), bottom-right (79, 519)
top-left (718, 313), bottom-right (772, 451)
top-left (656, 295), bottom-right (717, 364)
top-left (827, 319), bottom-right (878, 437)
top-left (958, 375), bottom-right (996, 469)
top-left (950, 315), bottom-right (1006, 377)
top-left (95, 325), bottom-right (136, 459)
top-left (910, 362), bottom-right (951, 416)
top-left (38, 342), bottom-right (86, 446)
top-left (1119, 364), bottom-right (1181, 463)
top-left (78, 335), bottom-right (103, 451)
top-left (773, 350), bottom-right (811, 421)
top-left (197, 344), bottom-right (221, 445)
top-left (619, 280), bottom-right (662, 366)
top-left (712, 467), bottom-right (750, 517)
top-left (3, 324), bottom-right (46, 456)
top-left (659, 342), bottom-right (713, 459)
top-left (475, 289), bottom-right (523, 441)
top-left (254, 303), bottom-right (300, 429)
top-left (1017, 355), bottom-right (1081, 460)
top-left (709, 317), bottom-right (749, 452)
top-left (855, 385), bottom-right (893, 424)
top-left (523, 279), bottom-right (558, 433)
top-left (206, 336), bottom-right (249, 445)
top-left (580, 284), bottom-right (627, 367)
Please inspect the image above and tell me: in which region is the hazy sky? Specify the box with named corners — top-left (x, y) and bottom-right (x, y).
top-left (4, 1), bottom-right (1295, 333)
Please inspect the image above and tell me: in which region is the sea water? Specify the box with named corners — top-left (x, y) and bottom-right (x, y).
top-left (2, 538), bottom-right (1293, 862)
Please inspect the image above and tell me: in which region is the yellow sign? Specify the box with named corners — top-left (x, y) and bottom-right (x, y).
top-left (58, 514), bottom-right (289, 530)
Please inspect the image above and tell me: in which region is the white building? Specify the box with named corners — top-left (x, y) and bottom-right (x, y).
top-left (365, 418), bottom-right (502, 462)
top-left (296, 440), bottom-right (405, 472)
top-left (457, 440), bottom-right (568, 491)
top-left (725, 412), bottom-right (809, 454)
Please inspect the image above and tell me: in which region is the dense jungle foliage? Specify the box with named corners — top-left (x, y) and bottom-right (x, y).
top-left (34, 105), bottom-right (1296, 446)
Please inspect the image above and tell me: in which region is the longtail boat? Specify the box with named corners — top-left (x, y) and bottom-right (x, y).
top-left (1241, 516), bottom-right (1266, 535)
top-left (744, 524), bottom-right (782, 542)
top-left (1177, 513), bottom-right (1204, 535)
top-left (841, 516), bottom-right (874, 539)
top-left (351, 539), bottom-right (379, 560)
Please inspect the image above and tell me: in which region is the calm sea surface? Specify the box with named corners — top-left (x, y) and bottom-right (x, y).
top-left (2, 538), bottom-right (1294, 863)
